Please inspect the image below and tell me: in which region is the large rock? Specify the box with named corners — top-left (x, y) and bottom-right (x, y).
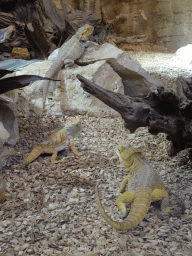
top-left (15, 58), bottom-right (124, 116)
top-left (14, 43), bottom-right (162, 116)
top-left (15, 60), bottom-right (51, 115)
top-left (78, 43), bottom-right (162, 96)
top-left (175, 44), bottom-right (192, 65)
top-left (0, 99), bottom-right (19, 167)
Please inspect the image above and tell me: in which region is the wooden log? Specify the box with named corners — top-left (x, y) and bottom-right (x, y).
top-left (77, 74), bottom-right (192, 156)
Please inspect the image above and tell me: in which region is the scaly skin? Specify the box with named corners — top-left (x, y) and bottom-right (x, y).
top-left (96, 144), bottom-right (172, 230)
top-left (22, 118), bottom-right (83, 168)
top-left (42, 24), bottom-right (94, 108)
top-left (0, 176), bottom-right (6, 202)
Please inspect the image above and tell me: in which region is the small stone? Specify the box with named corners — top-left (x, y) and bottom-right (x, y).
top-left (10, 238), bottom-right (18, 244)
top-left (14, 245), bottom-right (21, 251)
top-left (11, 47), bottom-right (30, 59)
top-left (20, 243), bottom-right (30, 250)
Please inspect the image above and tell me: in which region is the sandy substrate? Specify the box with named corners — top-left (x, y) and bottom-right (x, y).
top-left (0, 43), bottom-right (192, 256)
top-left (129, 49), bottom-right (192, 91)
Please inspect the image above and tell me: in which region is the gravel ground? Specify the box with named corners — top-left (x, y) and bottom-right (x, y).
top-left (128, 43), bottom-right (192, 91)
top-left (129, 52), bottom-right (192, 79)
top-left (1, 43), bottom-right (192, 256)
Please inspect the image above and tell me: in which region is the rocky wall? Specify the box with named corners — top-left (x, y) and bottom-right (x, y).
top-left (101, 0), bottom-right (192, 51)
top-left (155, 0), bottom-right (192, 50)
top-left (55, 0), bottom-right (192, 50)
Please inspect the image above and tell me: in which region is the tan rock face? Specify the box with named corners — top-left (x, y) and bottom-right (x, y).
top-left (54, 0), bottom-right (62, 10)
top-left (15, 58), bottom-right (123, 116)
top-left (101, 0), bottom-right (148, 37)
top-left (155, 1), bottom-right (192, 50)
top-left (58, 0), bottom-right (192, 50)
top-left (101, 0), bottom-right (192, 50)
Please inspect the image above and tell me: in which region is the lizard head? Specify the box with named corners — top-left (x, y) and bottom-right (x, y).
top-left (78, 24), bottom-right (94, 41)
top-left (116, 144), bottom-right (142, 168)
top-left (65, 118), bottom-right (81, 136)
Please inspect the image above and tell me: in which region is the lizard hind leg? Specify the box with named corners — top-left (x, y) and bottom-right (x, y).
top-left (117, 190), bottom-right (135, 218)
top-left (151, 189), bottom-right (176, 212)
top-left (151, 188), bottom-right (169, 201)
top-left (161, 196), bottom-right (177, 213)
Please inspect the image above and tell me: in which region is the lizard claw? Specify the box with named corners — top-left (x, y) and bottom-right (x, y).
top-left (119, 208), bottom-right (127, 219)
top-left (165, 205), bottom-right (177, 213)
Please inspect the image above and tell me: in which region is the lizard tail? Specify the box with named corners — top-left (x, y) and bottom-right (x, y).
top-left (22, 146), bottom-right (43, 168)
top-left (42, 79), bottom-right (50, 109)
top-left (95, 181), bottom-right (151, 230)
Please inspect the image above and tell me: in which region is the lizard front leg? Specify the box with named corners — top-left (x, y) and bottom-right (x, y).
top-left (117, 174), bottom-right (131, 193)
top-left (70, 139), bottom-right (83, 156)
top-left (117, 190), bottom-right (135, 218)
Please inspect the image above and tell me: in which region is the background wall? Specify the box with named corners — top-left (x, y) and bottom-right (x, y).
top-left (55, 0), bottom-right (192, 50)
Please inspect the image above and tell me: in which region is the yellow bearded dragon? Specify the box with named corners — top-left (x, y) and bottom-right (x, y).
top-left (0, 176), bottom-right (6, 202)
top-left (96, 144), bottom-right (174, 230)
top-left (22, 118), bottom-right (83, 167)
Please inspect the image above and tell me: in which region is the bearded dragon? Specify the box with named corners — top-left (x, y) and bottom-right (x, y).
top-left (0, 176), bottom-right (6, 202)
top-left (22, 118), bottom-right (83, 167)
top-left (96, 144), bottom-right (174, 230)
top-left (42, 24), bottom-right (94, 108)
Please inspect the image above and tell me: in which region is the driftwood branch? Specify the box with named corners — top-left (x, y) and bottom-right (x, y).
top-left (77, 74), bottom-right (192, 156)
top-left (0, 1), bottom-right (58, 56)
top-left (0, 0), bottom-right (107, 56)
